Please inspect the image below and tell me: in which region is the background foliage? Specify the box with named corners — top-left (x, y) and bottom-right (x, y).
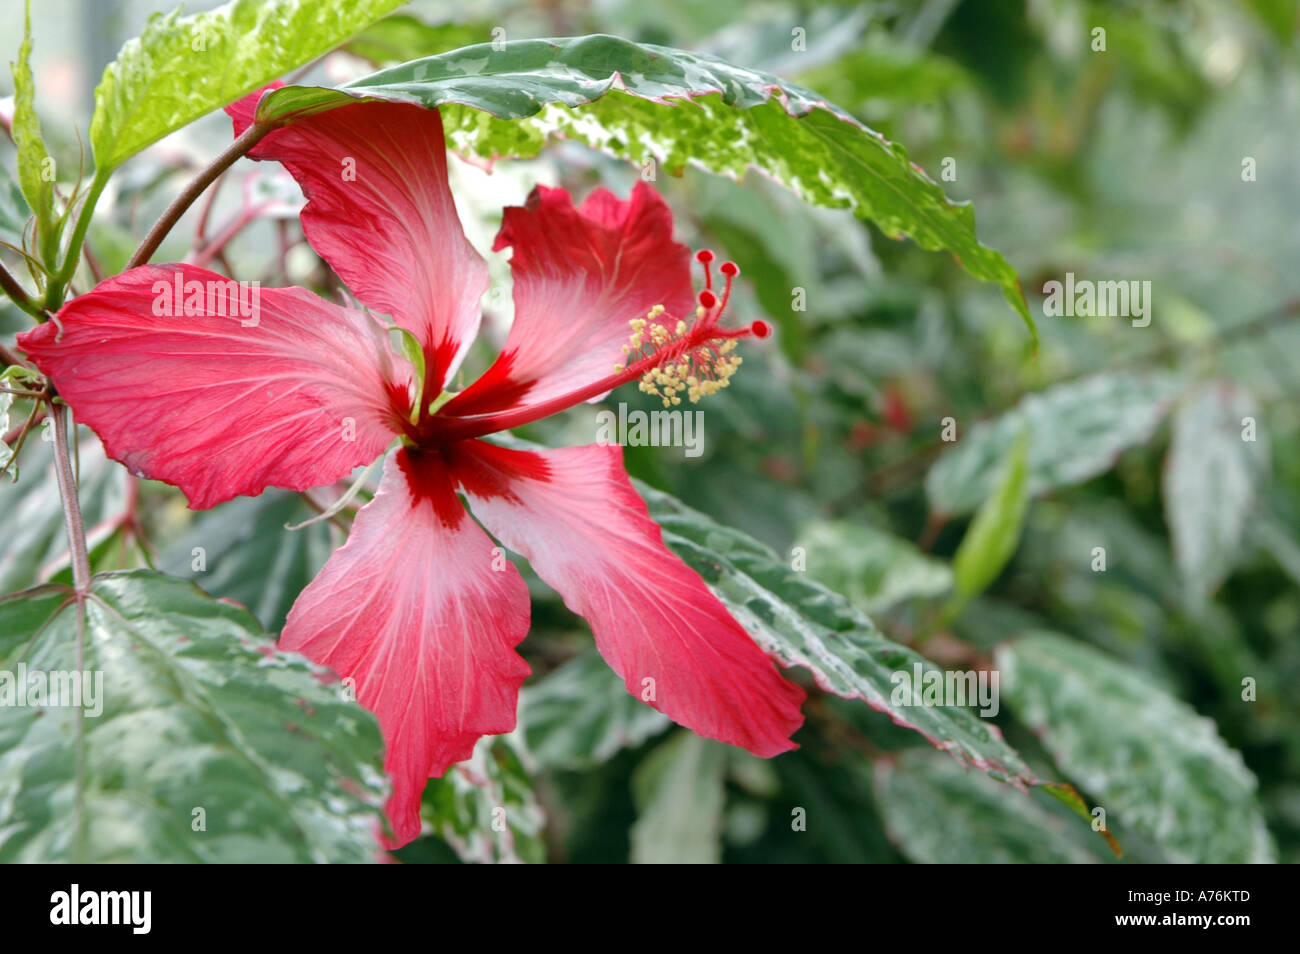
top-left (2, 0), bottom-right (1297, 863)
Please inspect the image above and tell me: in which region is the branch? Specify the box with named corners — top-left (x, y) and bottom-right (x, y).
top-left (128, 123), bottom-right (272, 271)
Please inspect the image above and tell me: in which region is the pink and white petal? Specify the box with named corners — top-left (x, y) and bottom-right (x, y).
top-left (18, 264), bottom-right (409, 509)
top-left (446, 440), bottom-right (805, 756)
top-left (227, 92), bottom-right (487, 394)
top-left (441, 182), bottom-right (696, 419)
top-left (281, 447), bottom-right (531, 848)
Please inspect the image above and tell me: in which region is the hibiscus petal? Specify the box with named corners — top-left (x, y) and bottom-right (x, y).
top-left (446, 440), bottom-right (805, 756)
top-left (228, 90), bottom-right (487, 394)
top-left (440, 182), bottom-right (696, 420)
top-left (18, 264), bottom-right (408, 509)
top-left (281, 447), bottom-right (531, 848)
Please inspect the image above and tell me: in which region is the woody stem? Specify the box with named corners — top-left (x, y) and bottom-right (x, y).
top-left (128, 123), bottom-right (273, 271)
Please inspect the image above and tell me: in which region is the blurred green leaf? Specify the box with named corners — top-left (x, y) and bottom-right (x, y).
top-left (90, 0), bottom-right (406, 171)
top-left (1243, 0), bottom-right (1299, 42)
top-left (258, 35), bottom-right (1035, 340)
top-left (1164, 383), bottom-right (1269, 605)
top-left (630, 731), bottom-right (726, 863)
top-left (764, 747), bottom-right (901, 863)
top-left (342, 14), bottom-right (492, 65)
top-left (49, 522), bottom-right (151, 584)
top-left (519, 649), bottom-right (669, 771)
top-left (874, 749), bottom-right (1101, 863)
top-left (797, 40), bottom-right (969, 109)
top-left (158, 491), bottom-right (333, 633)
top-left (1096, 8), bottom-right (1209, 118)
top-left (699, 6), bottom-right (872, 78)
top-left (795, 517), bottom-right (952, 613)
top-left (952, 430), bottom-right (1030, 601)
top-left (927, 372), bottom-right (1183, 515)
top-left (1256, 518), bottom-right (1300, 589)
top-left (998, 632), bottom-right (1275, 863)
top-left (0, 570), bottom-right (386, 862)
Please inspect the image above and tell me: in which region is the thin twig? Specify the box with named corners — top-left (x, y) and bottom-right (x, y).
top-left (0, 342), bottom-right (30, 369)
top-left (189, 202), bottom-right (272, 269)
top-left (128, 123), bottom-right (272, 270)
top-left (81, 240), bottom-right (105, 284)
top-left (193, 169), bottom-right (228, 245)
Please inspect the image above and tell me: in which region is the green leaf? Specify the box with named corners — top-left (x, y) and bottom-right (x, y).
top-left (0, 570), bottom-right (386, 862)
top-left (519, 649), bottom-right (669, 771)
top-left (640, 481), bottom-right (1038, 788)
top-left (951, 430), bottom-right (1030, 602)
top-left (997, 632), bottom-right (1275, 863)
top-left (1164, 383), bottom-right (1269, 605)
top-left (89, 0), bottom-right (407, 171)
top-left (1243, 0), bottom-right (1300, 42)
top-left (874, 749), bottom-right (1102, 863)
top-left (770, 747), bottom-right (901, 863)
top-left (419, 734), bottom-right (545, 864)
top-left (256, 35), bottom-right (1034, 340)
top-left (794, 517), bottom-right (952, 614)
top-left (158, 490), bottom-right (333, 633)
top-left (796, 41), bottom-right (969, 109)
top-left (11, 0), bottom-right (57, 260)
top-left (342, 14), bottom-right (493, 65)
top-left (927, 371), bottom-right (1183, 515)
top-left (630, 731), bottom-right (726, 864)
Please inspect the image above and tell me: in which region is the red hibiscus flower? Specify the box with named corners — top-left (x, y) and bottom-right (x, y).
top-left (18, 88), bottom-right (806, 847)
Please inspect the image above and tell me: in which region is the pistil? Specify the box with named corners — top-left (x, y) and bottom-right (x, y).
top-left (419, 252), bottom-right (769, 445)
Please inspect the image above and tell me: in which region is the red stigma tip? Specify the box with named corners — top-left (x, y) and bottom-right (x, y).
top-left (698, 289), bottom-right (718, 309)
top-left (750, 319), bottom-right (772, 339)
top-left (720, 261), bottom-right (739, 277)
top-left (695, 249), bottom-right (715, 263)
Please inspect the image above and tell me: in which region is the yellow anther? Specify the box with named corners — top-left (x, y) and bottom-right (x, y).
top-left (622, 303), bottom-right (750, 407)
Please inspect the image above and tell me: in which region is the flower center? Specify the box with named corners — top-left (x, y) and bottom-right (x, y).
top-left (614, 252), bottom-right (769, 408)
top-left (415, 250), bottom-right (769, 445)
